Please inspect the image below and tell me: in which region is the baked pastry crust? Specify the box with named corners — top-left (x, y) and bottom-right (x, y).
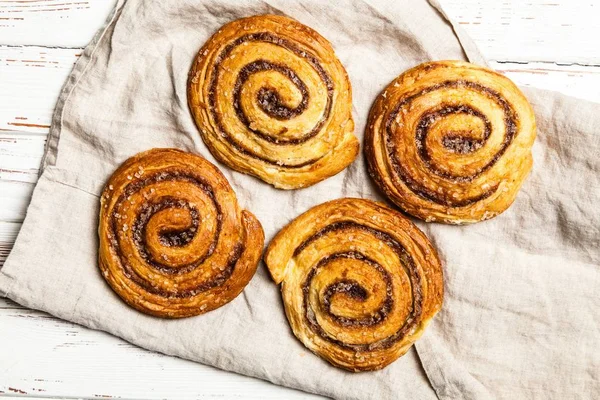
top-left (264, 198), bottom-right (443, 371)
top-left (98, 148), bottom-right (264, 318)
top-left (365, 60), bottom-right (536, 224)
top-left (188, 15), bottom-right (358, 189)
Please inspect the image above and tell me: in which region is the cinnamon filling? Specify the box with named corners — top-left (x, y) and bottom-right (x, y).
top-left (297, 221), bottom-right (423, 351)
top-left (384, 80), bottom-right (518, 207)
top-left (313, 252), bottom-right (394, 327)
top-left (108, 171), bottom-right (244, 298)
top-left (209, 32), bottom-right (334, 167)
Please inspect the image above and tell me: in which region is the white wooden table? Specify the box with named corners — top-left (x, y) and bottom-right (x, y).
top-left (1, 1), bottom-right (599, 398)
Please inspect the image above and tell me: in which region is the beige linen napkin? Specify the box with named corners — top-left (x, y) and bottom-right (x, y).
top-left (1, 1), bottom-right (598, 399)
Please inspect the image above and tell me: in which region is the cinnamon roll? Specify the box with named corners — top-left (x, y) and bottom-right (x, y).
top-left (365, 60), bottom-right (536, 224)
top-left (98, 148), bottom-right (264, 318)
top-left (264, 198), bottom-right (443, 371)
top-left (188, 15), bottom-right (358, 189)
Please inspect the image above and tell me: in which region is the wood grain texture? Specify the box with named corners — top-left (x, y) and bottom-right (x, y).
top-left (0, 0), bottom-right (117, 47)
top-left (443, 0), bottom-right (600, 64)
top-left (0, 0), bottom-right (599, 398)
top-left (0, 45), bottom-right (79, 133)
top-left (0, 222), bottom-right (19, 266)
top-left (0, 297), bottom-right (320, 399)
top-left (0, 0), bottom-right (598, 63)
top-left (0, 133), bottom-right (45, 182)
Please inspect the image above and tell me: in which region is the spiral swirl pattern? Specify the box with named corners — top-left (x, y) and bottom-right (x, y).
top-left (98, 148), bottom-right (264, 318)
top-left (264, 198), bottom-right (443, 371)
top-left (365, 60), bottom-right (536, 223)
top-left (188, 15), bottom-right (358, 189)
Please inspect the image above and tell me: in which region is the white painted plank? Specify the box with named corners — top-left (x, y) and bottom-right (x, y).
top-left (0, 0), bottom-right (599, 64)
top-left (0, 45), bottom-right (79, 134)
top-left (0, 133), bottom-right (45, 183)
top-left (0, 181), bottom-right (33, 222)
top-left (0, 221), bottom-right (19, 265)
top-left (0, 298), bottom-right (321, 399)
top-left (0, 0), bottom-right (117, 48)
top-left (443, 0), bottom-right (600, 64)
top-left (491, 61), bottom-right (600, 103)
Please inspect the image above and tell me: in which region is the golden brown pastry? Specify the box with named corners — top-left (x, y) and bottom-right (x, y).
top-left (365, 60), bottom-right (536, 224)
top-left (188, 15), bottom-right (358, 190)
top-left (264, 198), bottom-right (443, 371)
top-left (98, 148), bottom-right (264, 318)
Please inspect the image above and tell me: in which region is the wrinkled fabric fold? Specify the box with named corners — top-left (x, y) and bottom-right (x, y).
top-left (1, 1), bottom-right (598, 399)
